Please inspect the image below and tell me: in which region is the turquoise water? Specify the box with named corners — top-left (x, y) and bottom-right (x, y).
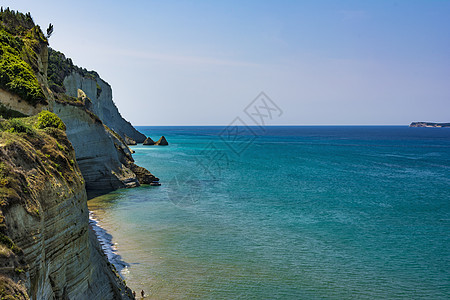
top-left (88, 126), bottom-right (450, 299)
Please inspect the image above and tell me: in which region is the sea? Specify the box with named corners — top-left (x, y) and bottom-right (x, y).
top-left (88, 126), bottom-right (450, 299)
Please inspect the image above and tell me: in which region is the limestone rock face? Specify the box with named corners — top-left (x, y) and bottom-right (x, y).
top-left (63, 72), bottom-right (146, 142)
top-left (143, 137), bottom-right (155, 145)
top-left (0, 12), bottom-right (140, 299)
top-left (155, 136), bottom-right (169, 146)
top-left (0, 88), bottom-right (47, 116)
top-left (0, 119), bottom-right (133, 299)
top-left (53, 102), bottom-right (140, 198)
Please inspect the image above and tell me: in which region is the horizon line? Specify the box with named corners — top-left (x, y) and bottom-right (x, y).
top-left (134, 124), bottom-right (415, 127)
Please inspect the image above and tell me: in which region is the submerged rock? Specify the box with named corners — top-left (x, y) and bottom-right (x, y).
top-left (143, 137), bottom-right (155, 145)
top-left (155, 136), bottom-right (169, 146)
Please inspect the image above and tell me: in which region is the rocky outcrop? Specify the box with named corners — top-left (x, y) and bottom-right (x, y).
top-left (62, 72), bottom-right (146, 142)
top-left (155, 136), bottom-right (169, 146)
top-left (143, 137), bottom-right (155, 145)
top-left (124, 135), bottom-right (137, 146)
top-left (129, 163), bottom-right (158, 184)
top-left (53, 101), bottom-right (141, 198)
top-left (0, 115), bottom-right (133, 299)
top-left (410, 122), bottom-right (450, 128)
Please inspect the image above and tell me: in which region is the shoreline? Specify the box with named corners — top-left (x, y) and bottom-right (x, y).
top-left (89, 211), bottom-right (130, 279)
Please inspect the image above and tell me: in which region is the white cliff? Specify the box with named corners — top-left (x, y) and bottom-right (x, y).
top-left (63, 72), bottom-right (146, 142)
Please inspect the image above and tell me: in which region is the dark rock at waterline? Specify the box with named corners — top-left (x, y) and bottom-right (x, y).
top-left (124, 135), bottom-right (137, 145)
top-left (143, 137), bottom-right (155, 145)
top-left (129, 163), bottom-right (159, 184)
top-left (155, 136), bottom-right (168, 146)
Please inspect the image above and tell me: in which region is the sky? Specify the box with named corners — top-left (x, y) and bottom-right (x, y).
top-left (2, 0), bottom-right (449, 125)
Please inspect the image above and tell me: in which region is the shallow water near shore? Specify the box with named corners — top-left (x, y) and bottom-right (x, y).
top-left (88, 126), bottom-right (450, 299)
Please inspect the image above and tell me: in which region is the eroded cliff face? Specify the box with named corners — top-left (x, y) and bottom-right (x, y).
top-left (47, 49), bottom-right (155, 197)
top-left (0, 9), bottom-right (153, 299)
top-left (53, 101), bottom-right (143, 198)
top-left (0, 115), bottom-right (133, 299)
top-left (63, 72), bottom-right (145, 143)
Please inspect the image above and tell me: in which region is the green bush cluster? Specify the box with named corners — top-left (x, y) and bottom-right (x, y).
top-left (0, 28), bottom-right (46, 106)
top-left (36, 110), bottom-right (66, 130)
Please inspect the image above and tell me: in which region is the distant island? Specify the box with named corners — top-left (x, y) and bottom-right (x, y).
top-left (410, 122), bottom-right (450, 128)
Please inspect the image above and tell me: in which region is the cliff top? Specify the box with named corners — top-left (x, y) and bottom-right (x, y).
top-left (48, 48), bottom-right (104, 95)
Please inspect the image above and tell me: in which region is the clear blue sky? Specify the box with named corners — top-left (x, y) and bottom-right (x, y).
top-left (4, 0), bottom-right (450, 125)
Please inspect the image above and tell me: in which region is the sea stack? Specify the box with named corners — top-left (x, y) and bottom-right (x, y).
top-left (155, 136), bottom-right (169, 146)
top-left (143, 137), bottom-right (155, 145)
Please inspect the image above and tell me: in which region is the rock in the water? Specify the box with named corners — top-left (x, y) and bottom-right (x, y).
top-left (143, 137), bottom-right (155, 145)
top-left (129, 163), bottom-right (159, 184)
top-left (155, 136), bottom-right (168, 146)
top-left (124, 135), bottom-right (137, 145)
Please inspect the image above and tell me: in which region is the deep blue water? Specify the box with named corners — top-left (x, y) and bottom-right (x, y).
top-left (88, 126), bottom-right (450, 299)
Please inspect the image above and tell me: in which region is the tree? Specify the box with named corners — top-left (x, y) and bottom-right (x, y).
top-left (46, 23), bottom-right (53, 39)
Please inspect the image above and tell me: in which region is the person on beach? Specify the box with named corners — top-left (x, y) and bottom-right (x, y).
top-left (141, 290), bottom-right (145, 298)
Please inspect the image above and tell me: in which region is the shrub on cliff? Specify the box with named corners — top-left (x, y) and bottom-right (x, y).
top-left (36, 110), bottom-right (66, 130)
top-left (0, 27), bottom-right (46, 106)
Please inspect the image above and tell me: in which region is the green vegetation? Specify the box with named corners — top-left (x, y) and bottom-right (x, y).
top-left (0, 114), bottom-right (80, 217)
top-left (0, 7), bottom-right (35, 36)
top-left (0, 233), bottom-right (21, 254)
top-left (8, 118), bottom-right (34, 134)
top-left (0, 31), bottom-right (46, 105)
top-left (47, 48), bottom-right (74, 93)
top-left (0, 275), bottom-right (28, 300)
top-left (35, 110), bottom-right (66, 130)
top-left (46, 23), bottom-right (53, 39)
top-left (48, 48), bottom-right (100, 95)
top-left (0, 8), bottom-right (47, 106)
top-left (96, 82), bottom-right (102, 98)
